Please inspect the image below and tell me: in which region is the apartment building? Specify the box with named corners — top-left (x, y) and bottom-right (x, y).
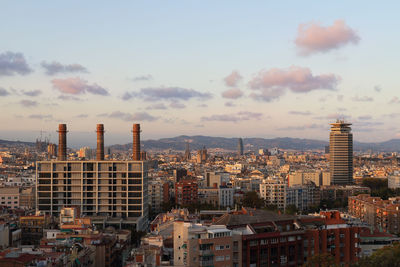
top-left (0, 187), bottom-right (19, 209)
top-left (259, 179), bottom-right (319, 211)
top-left (219, 186), bottom-right (234, 208)
top-left (36, 160), bottom-right (148, 230)
top-left (214, 208), bottom-right (361, 267)
top-left (173, 221), bottom-right (242, 267)
top-left (289, 170), bottom-right (331, 187)
top-left (259, 179), bottom-right (287, 209)
top-left (175, 179), bottom-right (198, 206)
top-left (348, 194), bottom-right (400, 234)
top-left (148, 179), bottom-right (163, 215)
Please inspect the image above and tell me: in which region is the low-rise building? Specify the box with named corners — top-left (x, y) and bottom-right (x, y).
top-left (0, 187), bottom-right (19, 209)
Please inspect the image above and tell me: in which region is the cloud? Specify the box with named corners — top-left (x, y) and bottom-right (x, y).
top-left (198, 103), bottom-right (208, 108)
top-left (0, 51), bottom-right (32, 76)
top-left (337, 95), bottom-right (344, 101)
top-left (295, 20), bottom-right (360, 55)
top-left (123, 86), bottom-right (211, 101)
top-left (249, 66), bottom-right (340, 101)
top-left (29, 114), bottom-right (52, 120)
top-left (224, 71), bottom-right (242, 87)
top-left (278, 124), bottom-right (325, 131)
top-left (389, 97), bottom-right (400, 104)
top-left (222, 88), bottom-right (243, 99)
top-left (352, 95), bottom-right (373, 102)
top-left (289, 110), bottom-right (312, 116)
top-left (99, 111), bottom-right (158, 122)
top-left (52, 77), bottom-right (109, 96)
top-left (314, 113), bottom-right (351, 120)
top-left (20, 99), bottom-right (38, 107)
top-left (132, 74), bottom-right (153, 81)
top-left (201, 111), bottom-right (262, 122)
top-left (22, 89), bottom-right (42, 97)
top-left (374, 85), bottom-right (381, 92)
top-left (383, 113), bottom-right (400, 119)
top-left (41, 61), bottom-right (88, 75)
top-left (0, 87), bottom-right (10, 96)
top-left (358, 115), bottom-right (372, 120)
top-left (146, 103), bottom-right (167, 110)
top-left (75, 114), bottom-right (88, 118)
top-left (170, 102), bottom-right (186, 109)
top-left (225, 101), bottom-right (235, 107)
top-left (58, 95), bottom-right (82, 101)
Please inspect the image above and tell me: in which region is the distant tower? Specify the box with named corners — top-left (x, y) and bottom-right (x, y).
top-left (329, 120), bottom-right (353, 185)
top-left (132, 124), bottom-right (141, 161)
top-left (57, 124), bottom-right (67, 161)
top-left (184, 142), bottom-right (191, 161)
top-left (238, 138), bottom-right (244, 156)
top-left (201, 146), bottom-right (208, 162)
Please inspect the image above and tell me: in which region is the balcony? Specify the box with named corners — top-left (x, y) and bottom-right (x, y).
top-left (199, 260), bottom-right (214, 267)
top-left (199, 250), bottom-right (213, 256)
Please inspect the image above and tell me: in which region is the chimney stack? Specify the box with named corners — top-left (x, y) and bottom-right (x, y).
top-left (57, 124), bottom-right (67, 161)
top-left (96, 124), bottom-right (105, 160)
top-left (132, 124), bottom-right (141, 160)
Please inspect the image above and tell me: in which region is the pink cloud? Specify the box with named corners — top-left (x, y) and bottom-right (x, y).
top-left (224, 70), bottom-right (242, 87)
top-left (52, 77), bottom-right (109, 96)
top-left (248, 66), bottom-right (340, 101)
top-left (222, 88), bottom-right (243, 99)
top-left (295, 20), bottom-right (360, 55)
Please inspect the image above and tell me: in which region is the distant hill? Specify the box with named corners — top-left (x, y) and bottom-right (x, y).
top-left (109, 135), bottom-right (400, 152)
top-left (2, 136), bottom-right (400, 152)
top-left (0, 139), bottom-right (35, 147)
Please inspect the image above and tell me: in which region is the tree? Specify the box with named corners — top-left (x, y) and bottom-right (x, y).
top-left (242, 191), bottom-right (265, 209)
top-left (352, 242), bottom-right (400, 267)
top-left (285, 204), bottom-right (298, 215)
top-left (303, 253), bottom-right (339, 267)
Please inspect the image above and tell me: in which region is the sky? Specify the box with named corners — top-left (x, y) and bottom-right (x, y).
top-left (1, 1), bottom-right (400, 147)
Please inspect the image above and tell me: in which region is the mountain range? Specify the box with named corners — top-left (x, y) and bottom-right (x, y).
top-left (109, 135), bottom-right (400, 152)
top-left (2, 135), bottom-right (400, 152)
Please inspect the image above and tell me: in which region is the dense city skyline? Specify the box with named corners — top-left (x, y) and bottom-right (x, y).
top-left (2, 1), bottom-right (400, 145)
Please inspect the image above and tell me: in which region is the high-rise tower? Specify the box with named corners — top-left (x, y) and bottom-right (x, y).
top-left (329, 120), bottom-right (353, 185)
top-left (238, 138), bottom-right (244, 156)
top-left (184, 142), bottom-right (191, 161)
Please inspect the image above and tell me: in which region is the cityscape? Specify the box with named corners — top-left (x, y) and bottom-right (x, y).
top-left (1, 1), bottom-right (400, 267)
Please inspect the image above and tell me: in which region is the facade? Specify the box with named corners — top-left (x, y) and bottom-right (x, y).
top-left (173, 221), bottom-right (241, 267)
top-left (388, 174), bottom-right (400, 189)
top-left (36, 160), bottom-right (149, 230)
top-left (205, 171), bottom-right (230, 188)
top-left (321, 185), bottom-right (370, 202)
top-left (238, 138), bottom-right (244, 156)
top-left (20, 214), bottom-right (51, 245)
top-left (198, 188), bottom-right (219, 206)
top-left (148, 180), bottom-right (163, 215)
top-left (214, 208), bottom-right (361, 267)
top-left (219, 186), bottom-right (234, 208)
top-left (286, 183), bottom-right (320, 211)
top-left (0, 187), bottom-right (19, 209)
top-left (329, 120), bottom-right (353, 185)
top-left (260, 179), bottom-right (319, 211)
top-left (348, 194), bottom-right (400, 234)
top-left (301, 211), bottom-right (361, 265)
top-left (259, 179), bottom-right (287, 209)
top-left (288, 170), bottom-right (330, 187)
top-left (175, 179), bottom-right (198, 206)
top-left (19, 187), bottom-right (35, 209)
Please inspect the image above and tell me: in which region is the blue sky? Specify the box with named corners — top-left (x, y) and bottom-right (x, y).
top-left (1, 1), bottom-right (400, 147)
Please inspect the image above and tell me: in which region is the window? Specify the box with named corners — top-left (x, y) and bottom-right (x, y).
top-left (226, 245), bottom-right (230, 249)
top-left (225, 255), bottom-right (230, 260)
top-left (216, 245), bottom-right (224, 250)
top-left (215, 256), bottom-right (224, 261)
